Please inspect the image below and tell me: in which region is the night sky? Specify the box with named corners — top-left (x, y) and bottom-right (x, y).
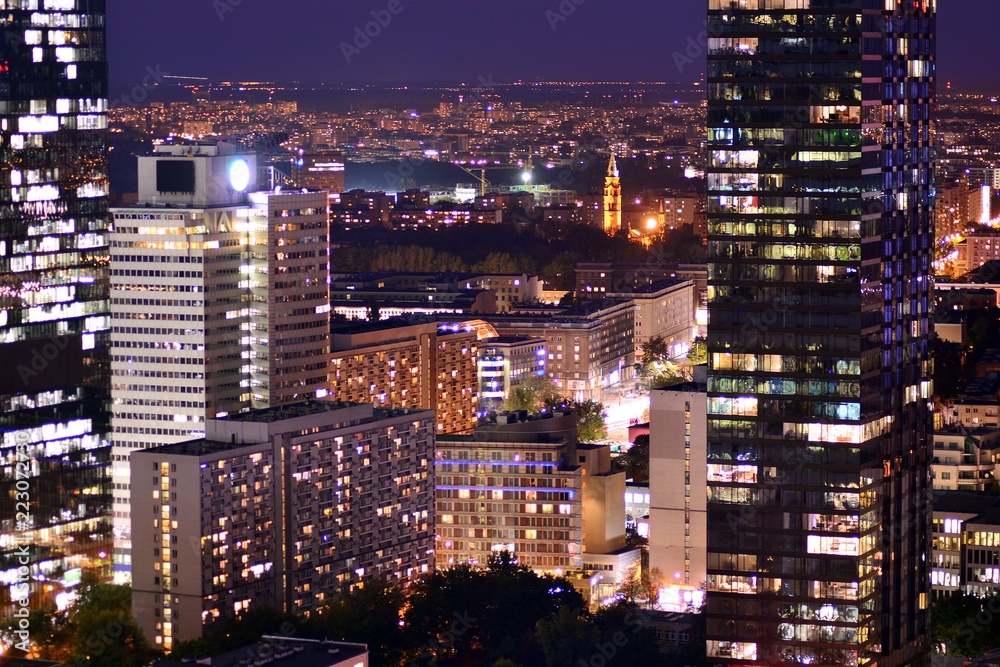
top-left (108, 0), bottom-right (996, 92)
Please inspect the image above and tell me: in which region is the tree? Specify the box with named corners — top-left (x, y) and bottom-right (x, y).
top-left (0, 606), bottom-right (73, 661)
top-left (172, 606), bottom-right (299, 660)
top-left (571, 400), bottom-right (608, 442)
top-left (688, 335), bottom-right (707, 365)
top-left (637, 335), bottom-right (686, 389)
top-left (541, 251), bottom-right (579, 291)
top-left (404, 559), bottom-right (585, 667)
top-left (625, 524), bottom-right (648, 550)
top-left (64, 579), bottom-right (155, 667)
top-left (615, 434), bottom-right (649, 483)
top-left (502, 375), bottom-right (564, 413)
top-left (592, 602), bottom-right (666, 666)
top-left (641, 335), bottom-right (669, 367)
top-left (473, 252), bottom-right (521, 274)
top-left (931, 592), bottom-right (1000, 658)
top-left (535, 607), bottom-right (593, 667)
top-left (617, 564), bottom-right (666, 610)
top-left (306, 582), bottom-right (407, 666)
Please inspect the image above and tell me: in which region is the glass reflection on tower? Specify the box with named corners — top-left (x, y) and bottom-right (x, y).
top-left (705, 1), bottom-right (934, 666)
top-left (0, 0), bottom-right (111, 615)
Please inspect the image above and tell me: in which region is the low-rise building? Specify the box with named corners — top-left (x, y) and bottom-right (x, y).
top-left (435, 413), bottom-right (584, 572)
top-left (576, 262), bottom-right (707, 301)
top-left (153, 636), bottom-right (369, 667)
top-left (477, 336), bottom-right (548, 412)
top-left (434, 412), bottom-right (637, 587)
top-left (489, 299), bottom-right (636, 402)
top-left (932, 426), bottom-right (1000, 492)
top-left (131, 401), bottom-right (435, 648)
top-left (965, 507), bottom-right (1000, 598)
top-left (609, 279), bottom-right (697, 357)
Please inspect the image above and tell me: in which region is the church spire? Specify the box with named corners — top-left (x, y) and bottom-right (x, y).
top-left (603, 152), bottom-right (622, 236)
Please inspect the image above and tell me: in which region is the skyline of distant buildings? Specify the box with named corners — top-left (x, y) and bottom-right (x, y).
top-left (10, 3), bottom-right (1000, 665)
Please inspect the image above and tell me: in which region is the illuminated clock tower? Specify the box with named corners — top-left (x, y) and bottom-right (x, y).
top-left (603, 153), bottom-right (622, 236)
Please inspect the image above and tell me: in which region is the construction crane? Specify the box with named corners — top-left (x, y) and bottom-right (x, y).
top-left (455, 162), bottom-right (534, 197)
top-left (456, 166), bottom-right (490, 197)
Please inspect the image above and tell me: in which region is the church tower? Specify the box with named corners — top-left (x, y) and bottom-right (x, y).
top-left (603, 153), bottom-right (622, 235)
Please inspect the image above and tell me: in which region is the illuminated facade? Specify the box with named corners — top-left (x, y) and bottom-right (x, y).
top-left (603, 153), bottom-right (622, 236)
top-left (490, 299), bottom-right (636, 402)
top-left (110, 143), bottom-right (257, 581)
top-left (246, 190), bottom-right (330, 408)
top-left (649, 370), bottom-right (708, 613)
top-left (705, 1), bottom-right (935, 665)
top-left (435, 413), bottom-right (584, 572)
top-left (328, 319), bottom-right (479, 434)
top-left (0, 0), bottom-right (112, 613)
top-left (110, 144), bottom-right (330, 581)
top-left (294, 149), bottom-right (345, 196)
top-left (131, 401), bottom-right (434, 648)
top-left (477, 336), bottom-right (547, 412)
top-left (929, 494), bottom-right (1000, 600)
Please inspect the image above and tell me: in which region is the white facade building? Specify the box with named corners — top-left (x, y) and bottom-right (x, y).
top-left (648, 367), bottom-right (708, 612)
top-left (110, 142), bottom-right (329, 582)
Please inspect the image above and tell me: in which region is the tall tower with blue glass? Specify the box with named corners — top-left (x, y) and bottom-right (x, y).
top-left (705, 1), bottom-right (934, 666)
top-left (0, 0), bottom-right (111, 616)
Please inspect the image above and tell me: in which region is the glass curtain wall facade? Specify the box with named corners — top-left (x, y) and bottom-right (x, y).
top-left (0, 0), bottom-right (111, 614)
top-left (705, 1), bottom-right (934, 666)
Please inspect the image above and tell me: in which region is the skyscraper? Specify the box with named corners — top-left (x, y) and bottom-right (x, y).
top-left (705, 1), bottom-right (935, 666)
top-left (0, 1), bottom-right (112, 612)
top-left (110, 142), bottom-right (330, 581)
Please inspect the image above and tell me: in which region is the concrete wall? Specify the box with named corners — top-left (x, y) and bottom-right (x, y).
top-left (649, 385), bottom-right (707, 590)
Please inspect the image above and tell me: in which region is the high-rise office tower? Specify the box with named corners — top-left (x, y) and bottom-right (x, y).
top-left (110, 142), bottom-right (257, 581)
top-left (109, 142), bottom-right (330, 581)
top-left (705, 2), bottom-right (935, 666)
top-left (0, 1), bottom-right (112, 612)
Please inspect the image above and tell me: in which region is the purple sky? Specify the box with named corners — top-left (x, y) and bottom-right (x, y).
top-left (108, 0), bottom-right (995, 92)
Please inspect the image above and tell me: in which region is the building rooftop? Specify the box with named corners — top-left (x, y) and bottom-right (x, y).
top-left (442, 411), bottom-right (577, 445)
top-left (330, 316), bottom-right (437, 335)
top-left (968, 506), bottom-right (1000, 528)
top-left (932, 491), bottom-right (1000, 516)
top-left (933, 424), bottom-right (1000, 438)
top-left (960, 371), bottom-right (1000, 398)
top-left (608, 278), bottom-right (690, 295)
top-left (483, 335), bottom-right (547, 345)
top-left (140, 401), bottom-right (432, 458)
top-left (559, 297), bottom-right (632, 317)
top-left (152, 637), bottom-right (368, 667)
top-left (932, 309), bottom-right (965, 325)
top-left (223, 399), bottom-right (362, 423)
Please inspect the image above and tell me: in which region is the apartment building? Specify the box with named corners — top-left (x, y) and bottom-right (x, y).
top-left (327, 319), bottom-right (479, 434)
top-left (131, 400), bottom-right (435, 648)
